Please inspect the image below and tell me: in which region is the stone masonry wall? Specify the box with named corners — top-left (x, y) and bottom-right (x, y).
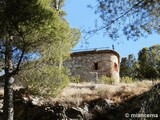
top-left (64, 50), bottom-right (120, 83)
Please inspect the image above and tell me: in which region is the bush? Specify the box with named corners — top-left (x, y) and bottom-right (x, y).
top-left (18, 65), bottom-right (70, 97)
top-left (70, 75), bottom-right (80, 83)
top-left (101, 76), bottom-right (115, 84)
top-left (120, 77), bottom-right (133, 83)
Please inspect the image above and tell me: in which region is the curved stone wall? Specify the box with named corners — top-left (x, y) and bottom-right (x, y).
top-left (64, 50), bottom-right (120, 83)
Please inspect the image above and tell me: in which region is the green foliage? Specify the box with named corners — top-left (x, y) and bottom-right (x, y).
top-left (101, 76), bottom-right (115, 85)
top-left (120, 77), bottom-right (133, 83)
top-left (0, 1), bottom-right (60, 119)
top-left (0, 0), bottom-right (53, 37)
top-left (18, 65), bottom-right (70, 97)
top-left (120, 44), bottom-right (160, 80)
top-left (0, 0), bottom-right (80, 95)
top-left (0, 0), bottom-right (80, 119)
top-left (0, 0), bottom-right (59, 71)
top-left (70, 75), bottom-right (80, 83)
top-left (120, 54), bottom-right (137, 78)
top-left (138, 44), bottom-right (160, 79)
top-left (89, 0), bottom-right (160, 40)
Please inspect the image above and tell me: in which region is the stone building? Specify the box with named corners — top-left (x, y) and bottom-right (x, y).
top-left (64, 49), bottom-right (120, 83)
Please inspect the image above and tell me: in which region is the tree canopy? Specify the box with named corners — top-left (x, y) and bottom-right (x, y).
top-left (138, 44), bottom-right (160, 79)
top-left (120, 54), bottom-right (136, 78)
top-left (88, 0), bottom-right (160, 40)
top-left (0, 0), bottom-right (80, 119)
top-left (120, 44), bottom-right (160, 79)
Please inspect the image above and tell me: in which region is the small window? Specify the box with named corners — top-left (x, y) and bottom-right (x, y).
top-left (94, 62), bottom-right (98, 70)
top-left (114, 63), bottom-right (118, 72)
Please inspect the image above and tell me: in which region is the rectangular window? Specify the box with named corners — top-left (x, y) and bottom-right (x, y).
top-left (94, 62), bottom-right (98, 70)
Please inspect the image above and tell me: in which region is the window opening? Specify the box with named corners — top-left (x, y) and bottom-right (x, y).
top-left (114, 63), bottom-right (118, 72)
top-left (94, 62), bottom-right (98, 70)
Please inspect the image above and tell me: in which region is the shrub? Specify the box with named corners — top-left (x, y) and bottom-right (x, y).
top-left (120, 77), bottom-right (133, 83)
top-left (101, 76), bottom-right (115, 84)
top-left (18, 65), bottom-right (70, 97)
top-left (70, 75), bottom-right (80, 83)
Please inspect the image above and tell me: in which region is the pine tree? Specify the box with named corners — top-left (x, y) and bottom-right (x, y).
top-left (138, 44), bottom-right (160, 79)
top-left (88, 0), bottom-right (160, 40)
top-left (120, 54), bottom-right (136, 78)
top-left (0, 0), bottom-right (80, 119)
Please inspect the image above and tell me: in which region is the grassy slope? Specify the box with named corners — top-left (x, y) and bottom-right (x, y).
top-left (0, 80), bottom-right (160, 120)
top-left (54, 80), bottom-right (158, 106)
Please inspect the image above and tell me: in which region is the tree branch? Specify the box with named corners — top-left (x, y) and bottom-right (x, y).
top-left (84, 0), bottom-right (144, 40)
top-left (11, 25), bottom-right (26, 75)
top-left (12, 45), bottom-right (25, 75)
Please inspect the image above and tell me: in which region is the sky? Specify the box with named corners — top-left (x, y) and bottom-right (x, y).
top-left (63, 0), bottom-right (160, 59)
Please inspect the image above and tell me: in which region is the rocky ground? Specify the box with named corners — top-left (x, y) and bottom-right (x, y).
top-left (0, 81), bottom-right (160, 120)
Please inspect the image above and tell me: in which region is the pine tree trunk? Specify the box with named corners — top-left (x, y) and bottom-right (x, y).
top-left (3, 39), bottom-right (14, 120)
top-left (3, 76), bottom-right (14, 120)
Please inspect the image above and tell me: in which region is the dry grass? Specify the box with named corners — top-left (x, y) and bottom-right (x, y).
top-left (0, 80), bottom-right (159, 107)
top-left (55, 80), bottom-right (159, 106)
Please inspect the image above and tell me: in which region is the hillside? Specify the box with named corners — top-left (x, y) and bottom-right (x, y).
top-left (0, 80), bottom-right (160, 120)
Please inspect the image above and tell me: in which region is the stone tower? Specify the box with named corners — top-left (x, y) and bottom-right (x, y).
top-left (64, 49), bottom-right (120, 83)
